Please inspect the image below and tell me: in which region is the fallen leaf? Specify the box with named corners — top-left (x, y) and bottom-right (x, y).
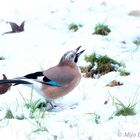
top-left (0, 74), bottom-right (12, 95)
top-left (2, 21), bottom-right (25, 35)
top-left (106, 80), bottom-right (123, 87)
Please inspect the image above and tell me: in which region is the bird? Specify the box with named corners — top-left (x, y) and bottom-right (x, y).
top-left (0, 46), bottom-right (85, 109)
top-left (2, 21), bottom-right (25, 35)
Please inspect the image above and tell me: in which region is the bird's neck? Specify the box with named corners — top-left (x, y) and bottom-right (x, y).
top-left (58, 61), bottom-right (77, 69)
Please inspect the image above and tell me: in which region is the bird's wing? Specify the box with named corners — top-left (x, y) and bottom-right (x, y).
top-left (9, 22), bottom-right (19, 31)
top-left (24, 71), bottom-right (44, 79)
top-left (43, 66), bottom-right (75, 85)
top-left (16, 71), bottom-right (63, 87)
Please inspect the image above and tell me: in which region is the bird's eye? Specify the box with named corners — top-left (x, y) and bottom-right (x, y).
top-left (65, 52), bottom-right (75, 61)
top-left (70, 54), bottom-right (74, 58)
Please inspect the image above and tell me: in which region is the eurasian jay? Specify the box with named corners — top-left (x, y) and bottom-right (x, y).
top-left (0, 46), bottom-right (85, 108)
top-left (2, 21), bottom-right (25, 35)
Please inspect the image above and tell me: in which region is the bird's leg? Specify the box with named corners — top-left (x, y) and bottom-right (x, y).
top-left (45, 100), bottom-right (65, 112)
top-left (45, 100), bottom-right (56, 111)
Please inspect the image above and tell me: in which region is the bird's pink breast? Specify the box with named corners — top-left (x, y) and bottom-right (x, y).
top-left (41, 73), bottom-right (81, 100)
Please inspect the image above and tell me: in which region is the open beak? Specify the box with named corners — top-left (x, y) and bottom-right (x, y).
top-left (75, 46), bottom-right (85, 56)
top-left (74, 46), bottom-right (85, 62)
top-left (75, 46), bottom-right (82, 53)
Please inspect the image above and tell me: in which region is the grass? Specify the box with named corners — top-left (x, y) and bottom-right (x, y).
top-left (0, 56), bottom-right (5, 60)
top-left (27, 109), bottom-right (48, 134)
top-left (17, 85), bottom-right (47, 119)
top-left (16, 87), bottom-right (49, 133)
top-left (24, 94), bottom-right (47, 119)
top-left (33, 125), bottom-right (48, 133)
top-left (85, 53), bottom-right (121, 67)
top-left (110, 94), bottom-right (136, 116)
top-left (68, 23), bottom-right (82, 32)
top-left (132, 37), bottom-right (140, 52)
top-left (4, 108), bottom-right (23, 120)
top-left (25, 99), bottom-right (45, 119)
top-left (25, 100), bottom-right (48, 133)
top-left (133, 38), bottom-right (140, 46)
top-left (115, 103), bottom-right (136, 116)
top-left (81, 53), bottom-right (128, 77)
top-left (93, 22), bottom-right (111, 35)
top-left (86, 113), bottom-right (100, 124)
top-left (118, 69), bottom-right (130, 76)
top-left (5, 109), bottom-right (14, 119)
top-left (32, 111), bottom-right (48, 133)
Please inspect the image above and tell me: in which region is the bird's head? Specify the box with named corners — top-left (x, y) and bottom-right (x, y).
top-left (59, 46), bottom-right (85, 66)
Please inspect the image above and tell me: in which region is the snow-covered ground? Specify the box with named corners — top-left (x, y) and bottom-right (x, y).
top-left (0, 0), bottom-right (140, 139)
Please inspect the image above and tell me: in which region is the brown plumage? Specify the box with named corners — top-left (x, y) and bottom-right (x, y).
top-left (42, 63), bottom-right (81, 99)
top-left (0, 74), bottom-right (12, 95)
top-left (40, 46), bottom-right (85, 100)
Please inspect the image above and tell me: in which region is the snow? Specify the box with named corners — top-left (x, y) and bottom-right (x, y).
top-left (0, 0), bottom-right (140, 139)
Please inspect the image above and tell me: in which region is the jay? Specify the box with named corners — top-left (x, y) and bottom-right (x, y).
top-left (0, 46), bottom-right (85, 108)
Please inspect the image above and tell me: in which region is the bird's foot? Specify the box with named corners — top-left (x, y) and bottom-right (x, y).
top-left (45, 100), bottom-right (56, 111)
top-left (45, 100), bottom-right (64, 112)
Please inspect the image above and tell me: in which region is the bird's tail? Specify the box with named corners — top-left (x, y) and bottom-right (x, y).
top-left (0, 79), bottom-right (32, 85)
top-left (0, 79), bottom-right (63, 87)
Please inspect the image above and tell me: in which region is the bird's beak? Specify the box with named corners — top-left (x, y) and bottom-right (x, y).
top-left (74, 46), bottom-right (85, 63)
top-left (75, 46), bottom-right (82, 53)
top-left (75, 46), bottom-right (85, 57)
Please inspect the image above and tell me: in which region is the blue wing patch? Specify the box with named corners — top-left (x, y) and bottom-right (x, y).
top-left (47, 81), bottom-right (63, 87)
top-left (42, 76), bottom-right (63, 87)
